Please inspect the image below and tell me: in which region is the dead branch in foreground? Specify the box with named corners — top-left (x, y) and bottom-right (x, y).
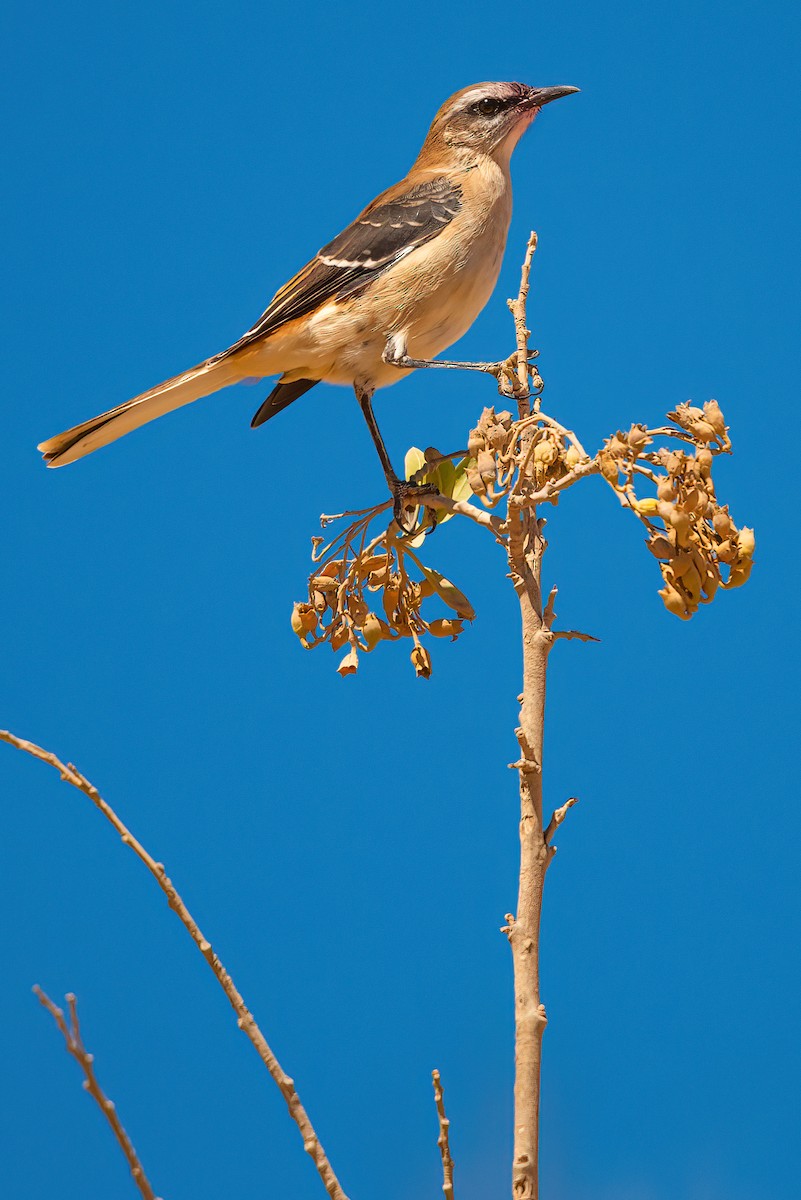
top-left (2, 729), bottom-right (349, 1200)
top-left (33, 986), bottom-right (161, 1200)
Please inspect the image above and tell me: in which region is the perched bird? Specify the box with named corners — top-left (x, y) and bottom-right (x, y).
top-left (38, 81), bottom-right (578, 509)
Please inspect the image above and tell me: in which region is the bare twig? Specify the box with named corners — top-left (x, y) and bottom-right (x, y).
top-left (552, 630), bottom-right (600, 644)
top-left (544, 797), bottom-right (579, 846)
top-left (33, 987), bottom-right (161, 1200)
top-left (423, 492), bottom-right (506, 536)
top-left (2, 730), bottom-right (350, 1200)
top-left (431, 1069), bottom-right (455, 1200)
top-left (507, 231), bottom-right (538, 415)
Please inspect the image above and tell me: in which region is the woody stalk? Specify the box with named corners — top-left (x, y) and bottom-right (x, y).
top-left (293, 233), bottom-right (754, 1200)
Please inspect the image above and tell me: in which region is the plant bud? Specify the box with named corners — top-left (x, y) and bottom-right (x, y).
top-left (565, 445), bottom-right (581, 468)
top-left (634, 497), bottom-right (659, 516)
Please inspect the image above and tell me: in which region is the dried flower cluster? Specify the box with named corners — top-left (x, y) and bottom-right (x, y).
top-left (292, 391), bottom-right (753, 674)
top-left (595, 399), bottom-right (755, 619)
top-left (464, 406), bottom-right (585, 506)
top-left (291, 501), bottom-right (475, 679)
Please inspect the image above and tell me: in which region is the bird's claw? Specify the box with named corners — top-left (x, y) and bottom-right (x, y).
top-left (391, 479), bottom-right (440, 534)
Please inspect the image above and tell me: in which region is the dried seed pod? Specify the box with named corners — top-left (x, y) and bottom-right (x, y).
top-left (737, 527), bottom-right (756, 558)
top-left (659, 581), bottom-right (692, 619)
top-left (713, 510), bottom-right (735, 538)
top-left (330, 624), bottom-right (349, 651)
top-left (476, 449), bottom-right (496, 482)
top-left (727, 560), bottom-right (753, 588)
top-left (597, 450), bottom-right (619, 484)
top-left (657, 477), bottom-right (674, 501)
top-left (647, 535), bottom-right (675, 559)
top-left (410, 643), bottom-right (432, 679)
top-left (337, 647), bottom-right (359, 677)
top-left (627, 424), bottom-right (650, 451)
top-left (565, 445), bottom-right (581, 468)
top-left (467, 430), bottom-right (484, 457)
top-left (695, 448), bottom-right (713, 477)
top-left (363, 613), bottom-right (384, 650)
top-left (703, 400), bottom-right (726, 436)
top-left (427, 618), bottom-right (464, 639)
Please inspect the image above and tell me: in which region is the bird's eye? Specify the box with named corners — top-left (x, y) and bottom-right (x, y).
top-left (475, 97), bottom-right (503, 117)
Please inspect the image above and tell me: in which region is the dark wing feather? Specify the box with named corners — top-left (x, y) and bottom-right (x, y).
top-left (250, 377), bottom-right (319, 427)
top-left (213, 176), bottom-right (462, 363)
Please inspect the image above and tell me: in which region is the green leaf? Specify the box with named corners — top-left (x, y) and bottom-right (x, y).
top-left (404, 446), bottom-right (426, 481)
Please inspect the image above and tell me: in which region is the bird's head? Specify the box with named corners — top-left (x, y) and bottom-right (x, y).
top-left (417, 81), bottom-right (579, 168)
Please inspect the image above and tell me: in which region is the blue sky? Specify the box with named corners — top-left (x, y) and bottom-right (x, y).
top-left (2, 1), bottom-right (798, 1197)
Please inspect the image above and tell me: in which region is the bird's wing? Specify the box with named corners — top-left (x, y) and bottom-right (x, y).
top-left (213, 175), bottom-right (463, 362)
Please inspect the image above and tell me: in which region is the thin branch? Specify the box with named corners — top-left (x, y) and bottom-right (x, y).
top-left (552, 630), bottom-right (600, 644)
top-left (2, 730), bottom-right (350, 1200)
top-left (431, 1069), bottom-right (455, 1200)
top-left (508, 231), bottom-right (538, 416)
top-left (544, 797), bottom-right (579, 846)
top-left (33, 987), bottom-right (161, 1200)
top-left (423, 492), bottom-right (506, 536)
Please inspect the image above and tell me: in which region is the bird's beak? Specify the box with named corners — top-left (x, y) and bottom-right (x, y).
top-left (524, 85), bottom-right (580, 109)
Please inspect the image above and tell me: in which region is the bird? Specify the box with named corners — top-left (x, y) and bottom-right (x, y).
top-left (38, 81), bottom-right (578, 513)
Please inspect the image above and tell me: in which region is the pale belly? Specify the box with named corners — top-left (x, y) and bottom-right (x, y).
top-left (239, 188), bottom-right (512, 392)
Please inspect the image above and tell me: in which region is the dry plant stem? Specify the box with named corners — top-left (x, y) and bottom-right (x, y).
top-left (505, 502), bottom-right (551, 1200)
top-left (432, 1069), bottom-right (455, 1200)
top-left (33, 987), bottom-right (161, 1200)
top-left (503, 232), bottom-right (555, 1200)
top-left (1, 730), bottom-right (350, 1200)
top-left (508, 231), bottom-right (539, 415)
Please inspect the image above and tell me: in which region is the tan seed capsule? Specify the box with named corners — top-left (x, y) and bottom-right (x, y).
top-left (737, 527), bottom-right (756, 558)
top-left (727, 560), bottom-right (753, 588)
top-left (647, 535), bottom-right (675, 559)
top-left (363, 613), bottom-right (384, 651)
top-left (410, 644), bottom-right (432, 679)
top-left (659, 582), bottom-right (691, 619)
top-left (690, 419), bottom-right (717, 442)
top-left (703, 400), bottom-right (726, 436)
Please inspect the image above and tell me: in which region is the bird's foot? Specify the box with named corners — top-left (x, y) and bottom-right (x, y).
top-left (390, 478), bottom-right (440, 534)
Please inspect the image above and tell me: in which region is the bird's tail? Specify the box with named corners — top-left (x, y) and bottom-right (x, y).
top-left (37, 355), bottom-right (245, 468)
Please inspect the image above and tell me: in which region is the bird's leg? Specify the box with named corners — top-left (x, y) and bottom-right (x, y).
top-left (354, 384), bottom-right (438, 531)
top-left (383, 333), bottom-right (519, 380)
